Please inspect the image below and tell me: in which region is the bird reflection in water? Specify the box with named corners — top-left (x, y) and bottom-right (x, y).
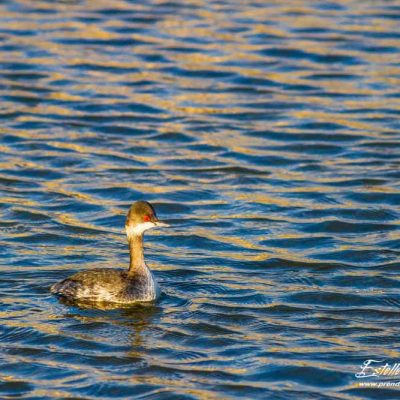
top-left (59, 296), bottom-right (161, 348)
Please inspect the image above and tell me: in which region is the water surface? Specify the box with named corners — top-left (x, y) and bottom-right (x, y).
top-left (0, 0), bottom-right (400, 399)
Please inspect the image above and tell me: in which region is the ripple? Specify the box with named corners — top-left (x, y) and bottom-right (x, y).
top-left (301, 220), bottom-right (397, 234)
top-left (0, 381), bottom-right (34, 397)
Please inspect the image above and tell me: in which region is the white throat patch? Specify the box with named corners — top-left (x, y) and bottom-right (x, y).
top-left (126, 222), bottom-right (155, 238)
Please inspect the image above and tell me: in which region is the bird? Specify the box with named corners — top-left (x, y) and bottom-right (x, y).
top-left (51, 201), bottom-right (169, 305)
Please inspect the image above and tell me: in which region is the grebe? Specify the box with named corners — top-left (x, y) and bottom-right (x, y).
top-left (51, 201), bottom-right (169, 304)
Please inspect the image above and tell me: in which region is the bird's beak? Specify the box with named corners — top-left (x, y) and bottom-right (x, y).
top-left (154, 221), bottom-right (170, 228)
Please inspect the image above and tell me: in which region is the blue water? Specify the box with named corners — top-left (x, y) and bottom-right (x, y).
top-left (0, 0), bottom-right (399, 399)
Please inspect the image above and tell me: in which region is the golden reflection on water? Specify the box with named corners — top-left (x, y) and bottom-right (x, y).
top-left (1, 0), bottom-right (398, 123)
top-left (0, 0), bottom-right (399, 398)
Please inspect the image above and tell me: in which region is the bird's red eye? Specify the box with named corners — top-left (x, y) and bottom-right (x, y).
top-left (143, 215), bottom-right (151, 222)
